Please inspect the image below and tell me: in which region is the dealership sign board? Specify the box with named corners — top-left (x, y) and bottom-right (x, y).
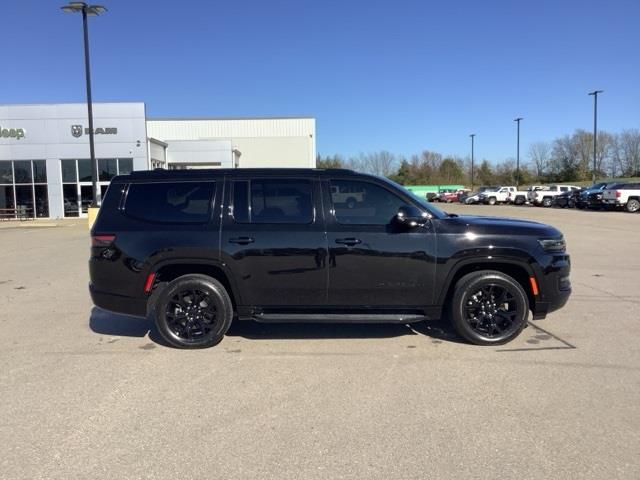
top-left (0, 126), bottom-right (26, 139)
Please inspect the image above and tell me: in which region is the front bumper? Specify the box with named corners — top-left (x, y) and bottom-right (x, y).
top-left (531, 255), bottom-right (571, 320)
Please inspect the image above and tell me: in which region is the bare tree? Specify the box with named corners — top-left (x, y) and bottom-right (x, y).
top-left (345, 151), bottom-right (397, 177)
top-left (528, 141), bottom-right (550, 179)
top-left (618, 129), bottom-right (640, 176)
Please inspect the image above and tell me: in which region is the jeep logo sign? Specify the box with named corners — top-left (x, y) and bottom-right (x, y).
top-left (71, 125), bottom-right (118, 137)
top-left (0, 126), bottom-right (26, 140)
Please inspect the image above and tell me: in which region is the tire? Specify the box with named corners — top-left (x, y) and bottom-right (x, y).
top-left (488, 196), bottom-right (497, 205)
top-left (450, 270), bottom-right (529, 345)
top-left (568, 199), bottom-right (575, 208)
top-left (542, 197), bottom-right (552, 208)
top-left (626, 199), bottom-right (640, 213)
top-left (514, 196), bottom-right (525, 206)
top-left (346, 197), bottom-right (357, 209)
top-left (154, 274), bottom-right (233, 349)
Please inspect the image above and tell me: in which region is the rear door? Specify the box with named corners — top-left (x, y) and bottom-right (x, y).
top-left (221, 175), bottom-right (328, 307)
top-left (323, 177), bottom-right (437, 307)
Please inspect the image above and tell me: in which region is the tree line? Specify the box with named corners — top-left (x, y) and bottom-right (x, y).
top-left (317, 128), bottom-right (640, 187)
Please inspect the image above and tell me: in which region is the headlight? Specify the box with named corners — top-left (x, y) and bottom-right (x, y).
top-left (538, 237), bottom-right (566, 252)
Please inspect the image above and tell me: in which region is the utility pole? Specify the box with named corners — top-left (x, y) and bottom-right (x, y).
top-left (514, 117), bottom-right (523, 188)
top-left (588, 90), bottom-right (603, 184)
top-left (470, 134), bottom-right (475, 190)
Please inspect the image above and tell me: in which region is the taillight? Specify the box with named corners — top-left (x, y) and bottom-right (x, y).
top-left (615, 190), bottom-right (621, 198)
top-left (91, 234), bottom-right (116, 247)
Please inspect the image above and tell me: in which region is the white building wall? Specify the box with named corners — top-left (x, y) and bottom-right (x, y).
top-left (0, 103), bottom-right (147, 218)
top-left (146, 118), bottom-right (316, 169)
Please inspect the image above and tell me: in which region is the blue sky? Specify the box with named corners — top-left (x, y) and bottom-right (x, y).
top-left (3, 0), bottom-right (639, 163)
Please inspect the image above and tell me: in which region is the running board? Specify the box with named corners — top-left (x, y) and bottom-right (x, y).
top-left (252, 313), bottom-right (428, 324)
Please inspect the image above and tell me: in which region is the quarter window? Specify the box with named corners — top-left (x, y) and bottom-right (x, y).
top-left (330, 180), bottom-right (405, 225)
top-left (125, 181), bottom-right (215, 224)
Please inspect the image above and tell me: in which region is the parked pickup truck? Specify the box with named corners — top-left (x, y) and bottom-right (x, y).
top-left (512, 186), bottom-right (544, 206)
top-left (602, 183), bottom-right (640, 212)
top-left (528, 185), bottom-right (580, 207)
top-left (479, 186), bottom-right (516, 205)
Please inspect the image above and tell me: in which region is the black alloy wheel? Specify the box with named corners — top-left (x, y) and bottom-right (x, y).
top-left (450, 271), bottom-right (529, 345)
top-left (155, 274), bottom-right (233, 349)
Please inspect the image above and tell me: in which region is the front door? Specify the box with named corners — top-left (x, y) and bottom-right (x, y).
top-left (221, 176), bottom-right (328, 307)
top-left (324, 178), bottom-right (437, 307)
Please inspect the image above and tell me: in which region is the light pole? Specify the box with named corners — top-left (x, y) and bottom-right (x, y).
top-left (470, 134), bottom-right (475, 190)
top-left (61, 2), bottom-right (107, 207)
top-left (514, 117), bottom-right (523, 188)
top-left (588, 90), bottom-right (603, 184)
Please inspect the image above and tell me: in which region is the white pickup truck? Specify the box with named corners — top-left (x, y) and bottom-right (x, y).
top-left (512, 185), bottom-right (544, 205)
top-left (528, 185), bottom-right (580, 207)
top-left (602, 183), bottom-right (640, 212)
top-left (480, 186), bottom-right (516, 205)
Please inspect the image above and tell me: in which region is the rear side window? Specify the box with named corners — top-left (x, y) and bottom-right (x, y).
top-left (232, 179), bottom-right (313, 224)
top-left (125, 181), bottom-right (215, 224)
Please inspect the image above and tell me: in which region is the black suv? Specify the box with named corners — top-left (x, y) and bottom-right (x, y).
top-left (90, 168), bottom-right (571, 348)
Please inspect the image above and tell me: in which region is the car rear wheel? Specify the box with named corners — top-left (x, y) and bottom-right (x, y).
top-left (626, 199), bottom-right (640, 213)
top-left (450, 271), bottom-right (529, 345)
top-left (154, 274), bottom-right (233, 349)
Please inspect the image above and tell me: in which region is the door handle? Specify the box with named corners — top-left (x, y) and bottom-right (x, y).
top-left (335, 237), bottom-right (362, 246)
top-left (229, 237), bottom-right (255, 245)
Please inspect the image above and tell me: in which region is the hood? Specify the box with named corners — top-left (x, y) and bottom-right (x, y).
top-left (440, 215), bottom-right (562, 237)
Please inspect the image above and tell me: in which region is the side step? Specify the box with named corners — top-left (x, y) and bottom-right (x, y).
top-left (252, 313), bottom-right (428, 324)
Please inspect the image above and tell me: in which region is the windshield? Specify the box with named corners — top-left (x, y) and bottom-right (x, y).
top-left (483, 186), bottom-right (500, 192)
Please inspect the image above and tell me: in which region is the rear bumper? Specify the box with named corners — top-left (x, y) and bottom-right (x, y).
top-left (89, 283), bottom-right (147, 318)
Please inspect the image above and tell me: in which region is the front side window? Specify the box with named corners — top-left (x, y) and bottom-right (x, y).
top-left (330, 179), bottom-right (405, 225)
top-left (125, 181), bottom-right (215, 224)
top-left (232, 179), bottom-right (313, 224)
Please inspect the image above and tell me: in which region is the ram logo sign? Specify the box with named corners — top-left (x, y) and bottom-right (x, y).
top-left (71, 125), bottom-right (118, 137)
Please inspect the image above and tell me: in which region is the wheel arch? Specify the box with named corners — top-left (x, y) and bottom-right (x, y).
top-left (438, 258), bottom-right (536, 312)
top-left (149, 259), bottom-right (240, 309)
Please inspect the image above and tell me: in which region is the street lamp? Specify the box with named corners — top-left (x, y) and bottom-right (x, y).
top-left (514, 117), bottom-right (523, 188)
top-left (61, 2), bottom-right (107, 207)
top-left (588, 90), bottom-right (604, 184)
top-left (469, 134), bottom-right (475, 190)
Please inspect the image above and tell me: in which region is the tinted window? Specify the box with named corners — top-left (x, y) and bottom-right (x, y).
top-left (0, 162), bottom-right (13, 183)
top-left (98, 159), bottom-right (118, 181)
top-left (78, 159), bottom-right (92, 182)
top-left (13, 161), bottom-right (32, 183)
top-left (119, 158), bottom-right (133, 175)
top-left (61, 160), bottom-right (77, 183)
top-left (125, 181), bottom-right (215, 224)
top-left (232, 181), bottom-right (250, 223)
top-left (331, 180), bottom-right (405, 225)
top-left (233, 179), bottom-right (313, 224)
top-left (33, 160), bottom-right (47, 183)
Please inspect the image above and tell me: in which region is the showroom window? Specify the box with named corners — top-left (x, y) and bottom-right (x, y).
top-left (0, 160), bottom-right (48, 218)
top-left (61, 158), bottom-right (133, 217)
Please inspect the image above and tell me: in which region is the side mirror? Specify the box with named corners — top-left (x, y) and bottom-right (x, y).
top-left (394, 204), bottom-right (430, 228)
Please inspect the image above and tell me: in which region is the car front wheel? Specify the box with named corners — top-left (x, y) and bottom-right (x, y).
top-left (154, 274), bottom-right (233, 349)
top-left (542, 197), bottom-right (552, 207)
top-left (626, 199), bottom-right (640, 213)
top-left (450, 271), bottom-right (529, 345)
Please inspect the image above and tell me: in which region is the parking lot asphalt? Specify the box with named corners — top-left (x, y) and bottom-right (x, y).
top-left (1, 206), bottom-right (639, 479)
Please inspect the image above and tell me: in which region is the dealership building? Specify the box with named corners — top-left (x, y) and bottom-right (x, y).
top-left (0, 102), bottom-right (316, 219)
